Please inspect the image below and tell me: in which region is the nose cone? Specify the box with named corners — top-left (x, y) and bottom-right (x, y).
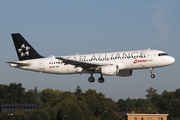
top-left (170, 56), bottom-right (175, 64)
top-left (168, 56), bottom-right (175, 65)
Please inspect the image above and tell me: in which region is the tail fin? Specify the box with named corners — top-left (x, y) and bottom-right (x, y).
top-left (11, 33), bottom-right (44, 61)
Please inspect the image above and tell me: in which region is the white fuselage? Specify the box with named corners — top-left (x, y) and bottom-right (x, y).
top-left (9, 49), bottom-right (175, 76)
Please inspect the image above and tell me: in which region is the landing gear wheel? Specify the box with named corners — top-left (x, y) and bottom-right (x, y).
top-left (151, 74), bottom-right (155, 78)
top-left (98, 77), bottom-right (105, 83)
top-left (98, 74), bottom-right (105, 83)
top-left (88, 76), bottom-right (95, 83)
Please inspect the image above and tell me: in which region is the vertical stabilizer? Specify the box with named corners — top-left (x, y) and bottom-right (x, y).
top-left (11, 33), bottom-right (43, 61)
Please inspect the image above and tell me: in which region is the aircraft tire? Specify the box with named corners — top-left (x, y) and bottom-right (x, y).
top-left (98, 77), bottom-right (105, 83)
top-left (88, 76), bottom-right (95, 83)
top-left (151, 74), bottom-right (155, 78)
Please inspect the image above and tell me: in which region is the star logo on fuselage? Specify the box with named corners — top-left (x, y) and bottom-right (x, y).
top-left (18, 44), bottom-right (30, 57)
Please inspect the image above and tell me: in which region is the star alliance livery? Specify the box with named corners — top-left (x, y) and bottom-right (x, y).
top-left (7, 33), bottom-right (175, 83)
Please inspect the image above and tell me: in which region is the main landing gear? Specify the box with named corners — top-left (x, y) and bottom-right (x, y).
top-left (88, 73), bottom-right (105, 83)
top-left (150, 68), bottom-right (155, 78)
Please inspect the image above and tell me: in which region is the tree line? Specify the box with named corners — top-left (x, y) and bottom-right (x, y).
top-left (0, 83), bottom-right (179, 120)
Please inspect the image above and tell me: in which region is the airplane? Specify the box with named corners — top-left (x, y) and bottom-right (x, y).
top-left (7, 33), bottom-right (175, 83)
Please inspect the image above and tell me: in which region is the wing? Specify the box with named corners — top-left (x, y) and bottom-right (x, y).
top-left (56, 57), bottom-right (107, 70)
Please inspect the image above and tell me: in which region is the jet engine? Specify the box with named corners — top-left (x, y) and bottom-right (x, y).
top-left (101, 65), bottom-right (118, 76)
top-left (101, 64), bottom-right (132, 77)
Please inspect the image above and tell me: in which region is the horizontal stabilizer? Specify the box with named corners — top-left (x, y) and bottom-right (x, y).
top-left (6, 62), bottom-right (30, 67)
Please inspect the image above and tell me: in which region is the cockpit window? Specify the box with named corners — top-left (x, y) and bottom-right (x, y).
top-left (158, 53), bottom-right (168, 56)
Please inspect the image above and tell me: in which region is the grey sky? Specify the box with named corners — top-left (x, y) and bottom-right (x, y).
top-left (0, 0), bottom-right (179, 101)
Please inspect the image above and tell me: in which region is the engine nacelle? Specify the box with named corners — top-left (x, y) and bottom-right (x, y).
top-left (101, 65), bottom-right (117, 76)
top-left (116, 70), bottom-right (133, 77)
top-left (76, 67), bottom-right (83, 73)
top-left (101, 64), bottom-right (132, 77)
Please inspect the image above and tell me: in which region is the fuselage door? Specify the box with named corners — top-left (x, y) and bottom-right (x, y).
top-left (39, 59), bottom-right (44, 70)
top-left (147, 51), bottom-right (153, 61)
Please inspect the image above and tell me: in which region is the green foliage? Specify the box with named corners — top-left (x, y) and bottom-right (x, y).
top-left (101, 110), bottom-right (123, 120)
top-left (40, 88), bottom-right (62, 104)
top-left (84, 89), bottom-right (105, 117)
top-left (0, 84), bottom-right (180, 119)
top-left (116, 87), bottom-right (180, 119)
top-left (75, 101), bottom-right (92, 120)
top-left (74, 85), bottom-right (83, 100)
top-left (11, 111), bottom-right (29, 120)
top-left (44, 107), bottom-right (56, 120)
top-left (117, 98), bottom-right (136, 112)
top-left (0, 83), bottom-right (25, 104)
top-left (174, 88), bottom-right (180, 98)
top-left (61, 103), bottom-right (83, 120)
top-left (21, 90), bottom-right (37, 104)
top-left (146, 87), bottom-right (158, 100)
top-left (28, 109), bottom-right (50, 120)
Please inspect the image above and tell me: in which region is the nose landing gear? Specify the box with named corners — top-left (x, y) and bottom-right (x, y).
top-left (150, 68), bottom-right (155, 78)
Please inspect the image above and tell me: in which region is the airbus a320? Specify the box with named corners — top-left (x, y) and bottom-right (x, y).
top-left (7, 33), bottom-right (175, 83)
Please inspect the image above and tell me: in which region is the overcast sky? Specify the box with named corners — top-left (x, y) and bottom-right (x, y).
top-left (0, 0), bottom-right (179, 101)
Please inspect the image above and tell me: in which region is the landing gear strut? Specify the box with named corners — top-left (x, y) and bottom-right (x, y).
top-left (98, 74), bottom-right (105, 83)
top-left (150, 68), bottom-right (155, 78)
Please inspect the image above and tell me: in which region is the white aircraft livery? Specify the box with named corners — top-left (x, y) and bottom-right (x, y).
top-left (7, 33), bottom-right (175, 83)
